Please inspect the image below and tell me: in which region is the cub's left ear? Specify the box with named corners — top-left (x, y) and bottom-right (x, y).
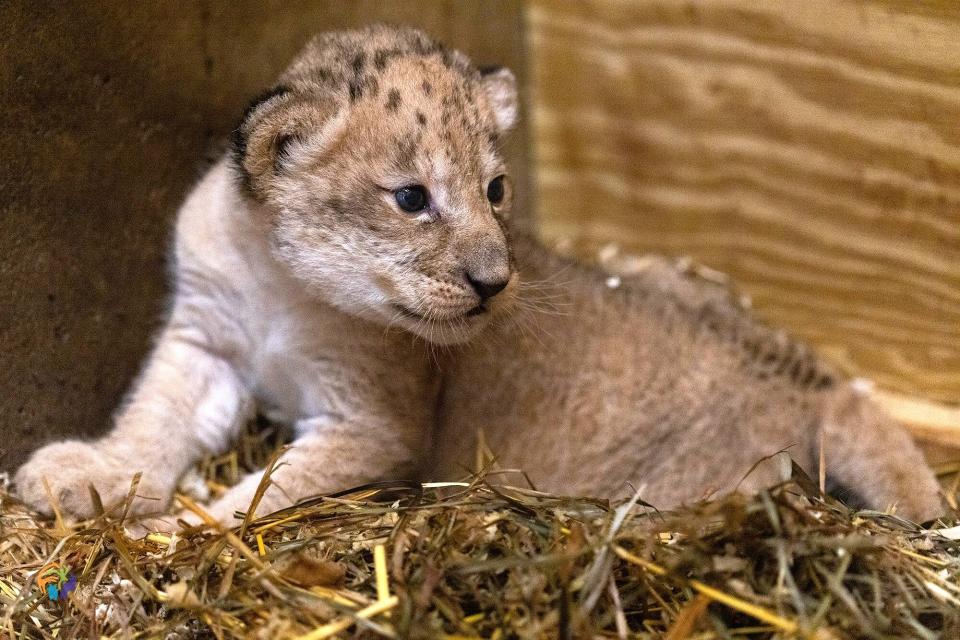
top-left (479, 67), bottom-right (518, 133)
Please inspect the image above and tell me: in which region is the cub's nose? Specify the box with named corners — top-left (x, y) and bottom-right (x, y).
top-left (466, 272), bottom-right (509, 301)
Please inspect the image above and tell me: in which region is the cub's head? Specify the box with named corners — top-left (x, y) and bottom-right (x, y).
top-left (232, 25), bottom-right (519, 345)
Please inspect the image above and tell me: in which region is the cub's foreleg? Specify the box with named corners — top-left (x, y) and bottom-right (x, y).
top-left (171, 415), bottom-right (423, 527)
top-left (15, 315), bottom-right (253, 520)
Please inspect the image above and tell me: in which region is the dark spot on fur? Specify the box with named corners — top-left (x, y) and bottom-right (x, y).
top-left (316, 67), bottom-right (333, 83)
top-left (788, 359), bottom-right (804, 383)
top-left (374, 48), bottom-right (402, 71)
top-left (774, 344), bottom-right (797, 375)
top-left (327, 194), bottom-right (348, 218)
top-left (695, 305), bottom-right (723, 334)
top-left (422, 80), bottom-right (433, 96)
top-left (386, 89), bottom-right (402, 111)
top-left (352, 52), bottom-right (366, 75)
top-left (416, 111), bottom-right (427, 126)
top-left (349, 81), bottom-right (363, 102)
top-left (814, 375), bottom-right (835, 390)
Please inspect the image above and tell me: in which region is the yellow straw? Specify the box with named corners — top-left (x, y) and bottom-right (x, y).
top-left (293, 595), bottom-right (398, 640)
top-left (374, 544), bottom-right (390, 603)
top-left (613, 545), bottom-right (799, 634)
top-left (145, 533), bottom-right (172, 546)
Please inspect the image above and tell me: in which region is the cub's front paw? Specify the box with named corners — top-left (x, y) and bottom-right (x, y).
top-left (14, 440), bottom-right (173, 520)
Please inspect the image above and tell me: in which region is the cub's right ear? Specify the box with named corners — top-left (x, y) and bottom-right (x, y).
top-left (231, 85), bottom-right (341, 197)
top-left (479, 67), bottom-right (518, 133)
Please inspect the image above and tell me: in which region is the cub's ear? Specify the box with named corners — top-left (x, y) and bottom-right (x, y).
top-left (232, 86), bottom-right (293, 188)
top-left (479, 67), bottom-right (518, 133)
top-left (232, 85), bottom-right (342, 196)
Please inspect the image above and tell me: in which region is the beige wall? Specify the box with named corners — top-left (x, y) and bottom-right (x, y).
top-left (0, 2), bottom-right (527, 471)
top-left (529, 0), bottom-right (960, 410)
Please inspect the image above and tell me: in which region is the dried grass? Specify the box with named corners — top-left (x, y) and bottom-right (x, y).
top-left (2, 424), bottom-right (959, 639)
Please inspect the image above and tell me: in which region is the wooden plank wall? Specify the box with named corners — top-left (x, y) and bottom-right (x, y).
top-left (527, 1), bottom-right (960, 431)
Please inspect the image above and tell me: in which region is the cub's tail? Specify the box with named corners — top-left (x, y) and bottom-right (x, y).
top-left (820, 381), bottom-right (943, 523)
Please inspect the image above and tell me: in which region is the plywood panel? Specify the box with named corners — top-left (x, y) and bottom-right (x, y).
top-left (528, 0), bottom-right (960, 403)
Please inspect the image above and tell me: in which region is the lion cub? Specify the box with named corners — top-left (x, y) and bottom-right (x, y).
top-left (15, 26), bottom-right (942, 527)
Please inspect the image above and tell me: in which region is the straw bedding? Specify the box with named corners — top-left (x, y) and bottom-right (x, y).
top-left (2, 423), bottom-right (958, 639)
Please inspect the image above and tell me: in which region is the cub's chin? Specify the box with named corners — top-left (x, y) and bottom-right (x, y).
top-left (387, 303), bottom-right (499, 346)
top-left (380, 289), bottom-right (516, 345)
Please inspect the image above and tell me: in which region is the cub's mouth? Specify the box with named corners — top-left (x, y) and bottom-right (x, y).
top-left (391, 302), bottom-right (488, 321)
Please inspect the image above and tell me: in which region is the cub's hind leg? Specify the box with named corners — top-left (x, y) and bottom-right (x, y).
top-left (820, 382), bottom-right (942, 522)
top-left (14, 316), bottom-right (253, 520)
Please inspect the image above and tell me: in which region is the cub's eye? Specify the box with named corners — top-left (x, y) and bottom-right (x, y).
top-left (486, 175), bottom-right (505, 205)
top-left (394, 185), bottom-right (429, 213)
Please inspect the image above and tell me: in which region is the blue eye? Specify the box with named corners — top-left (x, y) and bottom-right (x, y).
top-left (395, 185), bottom-right (428, 212)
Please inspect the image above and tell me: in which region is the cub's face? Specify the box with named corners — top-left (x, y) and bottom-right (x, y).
top-left (234, 31), bottom-right (519, 345)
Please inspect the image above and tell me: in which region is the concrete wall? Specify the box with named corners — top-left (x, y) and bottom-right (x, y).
top-left (0, 2), bottom-right (528, 471)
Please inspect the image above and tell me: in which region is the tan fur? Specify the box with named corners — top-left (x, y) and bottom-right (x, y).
top-left (15, 26), bottom-right (942, 529)
top-left (434, 239), bottom-right (942, 520)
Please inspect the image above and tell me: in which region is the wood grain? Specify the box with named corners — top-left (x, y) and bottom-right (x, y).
top-left (527, 0), bottom-right (960, 405)
top-left (875, 389), bottom-right (960, 450)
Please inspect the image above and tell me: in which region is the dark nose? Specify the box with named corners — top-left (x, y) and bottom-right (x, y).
top-left (466, 273), bottom-right (509, 301)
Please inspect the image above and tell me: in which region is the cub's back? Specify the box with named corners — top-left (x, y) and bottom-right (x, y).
top-left (431, 234), bottom-right (834, 504)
